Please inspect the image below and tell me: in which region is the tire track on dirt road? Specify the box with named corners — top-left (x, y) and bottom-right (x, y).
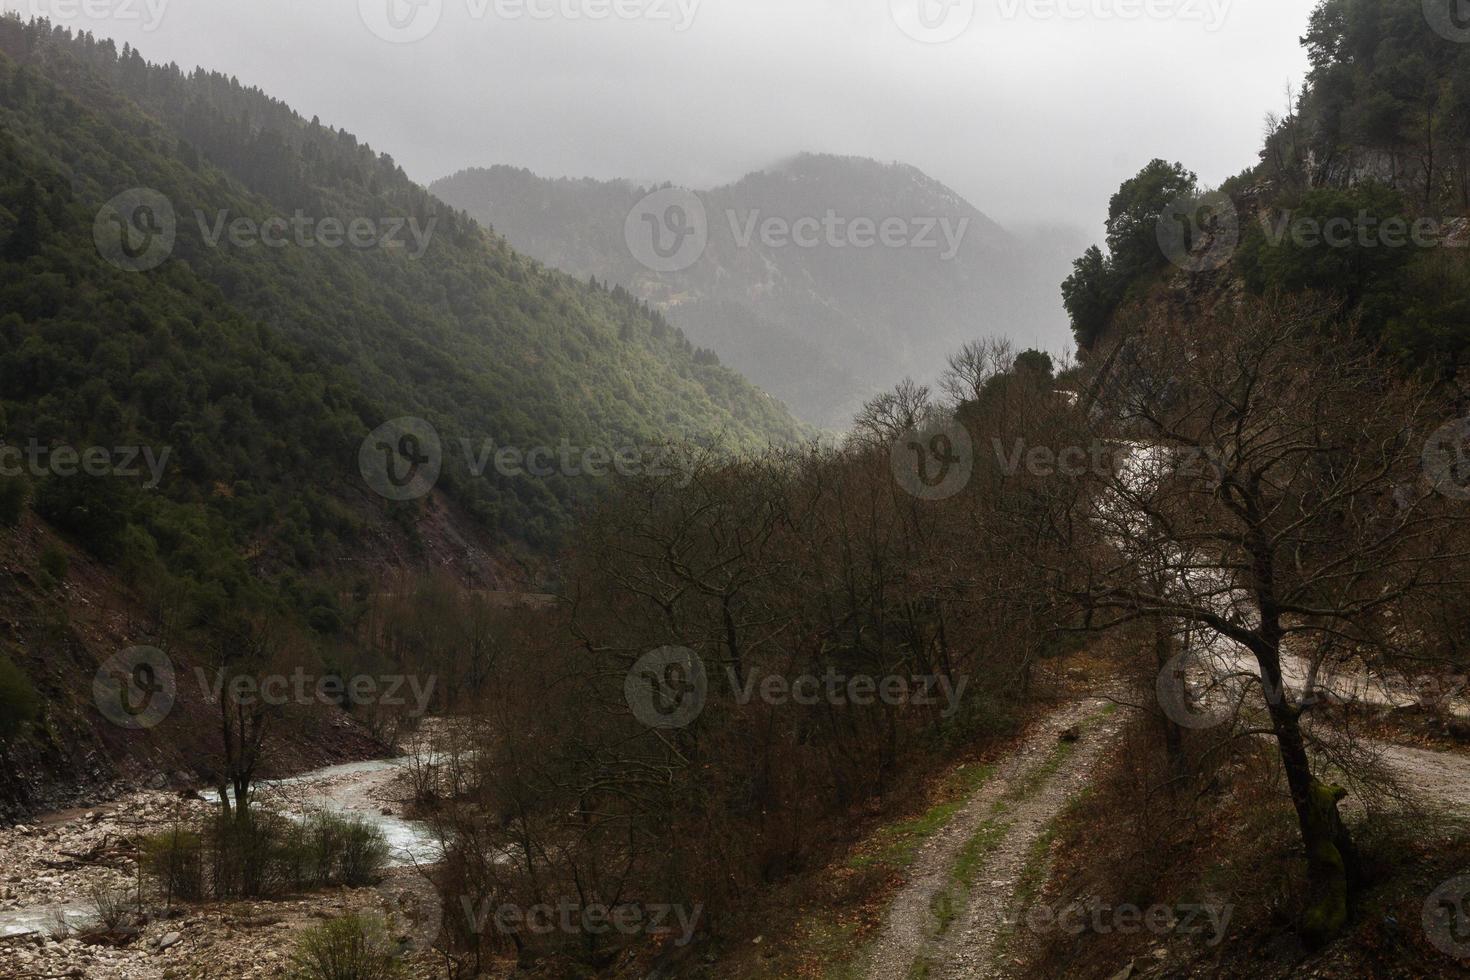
top-left (865, 697), bottom-right (1124, 980)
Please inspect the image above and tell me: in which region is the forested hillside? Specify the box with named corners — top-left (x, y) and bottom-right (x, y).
top-left (0, 15), bottom-right (804, 811)
top-left (0, 17), bottom-right (804, 574)
top-left (4, 5), bottom-right (1470, 978)
top-left (1063, 0), bottom-right (1470, 374)
top-left (432, 156), bottom-right (1076, 427)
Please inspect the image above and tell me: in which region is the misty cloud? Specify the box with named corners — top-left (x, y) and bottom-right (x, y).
top-left (5, 0), bottom-right (1316, 233)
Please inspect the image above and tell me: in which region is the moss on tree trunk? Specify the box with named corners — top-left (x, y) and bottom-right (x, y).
top-left (1299, 780), bottom-right (1351, 949)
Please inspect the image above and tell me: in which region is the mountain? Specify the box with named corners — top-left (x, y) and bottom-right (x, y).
top-left (1063, 0), bottom-right (1470, 368)
top-left (431, 156), bottom-right (1075, 428)
top-left (0, 16), bottom-right (805, 812)
top-left (0, 18), bottom-right (805, 558)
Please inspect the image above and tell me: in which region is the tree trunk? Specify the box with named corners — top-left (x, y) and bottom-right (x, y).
top-left (1258, 649), bottom-right (1355, 948)
top-left (232, 771), bottom-right (251, 819)
top-left (1154, 625), bottom-right (1189, 785)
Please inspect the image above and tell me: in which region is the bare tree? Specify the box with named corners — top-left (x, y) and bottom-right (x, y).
top-left (1046, 295), bottom-right (1466, 945)
top-left (939, 337), bottom-right (1015, 406)
top-left (852, 378), bottom-right (932, 445)
top-left (207, 616), bottom-right (291, 820)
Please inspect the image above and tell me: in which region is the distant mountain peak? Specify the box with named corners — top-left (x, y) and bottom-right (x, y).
top-left (432, 157), bottom-right (1072, 428)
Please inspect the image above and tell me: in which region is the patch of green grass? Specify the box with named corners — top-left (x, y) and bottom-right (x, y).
top-left (848, 803), bottom-right (962, 871)
top-left (905, 955), bottom-right (936, 979)
top-left (1000, 704), bottom-right (1114, 805)
top-left (929, 813), bottom-right (1013, 937)
top-left (992, 818), bottom-right (1063, 965)
top-left (988, 773), bottom-right (1104, 965)
top-left (1006, 738), bottom-right (1078, 803)
top-left (929, 888), bottom-right (959, 936)
top-left (805, 918), bottom-right (869, 980)
top-left (755, 764), bottom-right (1000, 978)
top-left (848, 764), bottom-right (996, 871)
top-left (1011, 782), bottom-right (1100, 918)
top-left (952, 815), bottom-right (1011, 886)
top-left (722, 915), bottom-right (868, 980)
top-left (1013, 824), bottom-right (1059, 911)
top-left (942, 760), bottom-right (1000, 798)
top-left (920, 713), bottom-right (1113, 943)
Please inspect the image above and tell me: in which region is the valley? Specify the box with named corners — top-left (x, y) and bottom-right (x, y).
top-left (431, 158), bottom-right (1078, 429)
top-left (4, 1), bottom-right (1470, 978)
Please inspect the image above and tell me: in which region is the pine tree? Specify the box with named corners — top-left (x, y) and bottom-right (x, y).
top-left (3, 177), bottom-right (42, 262)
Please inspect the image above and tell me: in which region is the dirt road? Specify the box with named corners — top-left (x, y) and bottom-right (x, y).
top-left (865, 698), bottom-right (1123, 980)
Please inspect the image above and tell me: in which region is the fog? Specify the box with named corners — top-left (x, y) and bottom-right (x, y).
top-left (7, 0), bottom-right (1318, 233)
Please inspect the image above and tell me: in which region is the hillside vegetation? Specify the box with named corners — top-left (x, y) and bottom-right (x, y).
top-left (0, 14), bottom-right (804, 811)
top-left (0, 17), bottom-right (805, 577)
top-left (432, 156), bottom-right (1077, 427)
top-left (1063, 0), bottom-right (1470, 374)
top-left (1031, 2), bottom-right (1470, 974)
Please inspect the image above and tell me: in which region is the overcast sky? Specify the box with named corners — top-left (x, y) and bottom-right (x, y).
top-left (8, 0), bottom-right (1319, 232)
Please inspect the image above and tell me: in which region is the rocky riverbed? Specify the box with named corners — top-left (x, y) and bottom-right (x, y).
top-left (0, 759), bottom-right (449, 980)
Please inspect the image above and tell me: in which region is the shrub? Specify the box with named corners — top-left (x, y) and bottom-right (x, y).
top-left (1235, 182), bottom-right (1413, 332)
top-left (88, 883), bottom-right (132, 931)
top-left (0, 654), bottom-right (40, 740)
top-left (0, 475), bottom-right (26, 526)
top-left (337, 817), bottom-right (391, 886)
top-left (307, 604), bottom-right (343, 635)
top-left (209, 810), bottom-right (300, 897)
top-left (140, 809), bottom-right (390, 903)
top-left (289, 914), bottom-right (403, 980)
top-left (304, 811), bottom-right (347, 887)
top-left (305, 812), bottom-right (390, 887)
top-left (274, 819), bottom-right (316, 890)
top-left (38, 544), bottom-right (67, 584)
top-left (142, 826), bottom-right (205, 904)
top-left (32, 475), bottom-right (131, 561)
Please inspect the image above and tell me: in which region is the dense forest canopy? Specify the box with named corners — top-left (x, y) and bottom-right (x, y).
top-left (0, 16), bottom-right (807, 628)
top-left (432, 155), bottom-right (1075, 428)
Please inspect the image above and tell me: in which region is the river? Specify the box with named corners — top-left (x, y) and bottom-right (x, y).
top-left (0, 754), bottom-right (440, 939)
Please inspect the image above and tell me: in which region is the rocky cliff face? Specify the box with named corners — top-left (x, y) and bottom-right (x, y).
top-left (0, 513), bottom-right (398, 822)
top-left (1307, 147), bottom-right (1410, 190)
